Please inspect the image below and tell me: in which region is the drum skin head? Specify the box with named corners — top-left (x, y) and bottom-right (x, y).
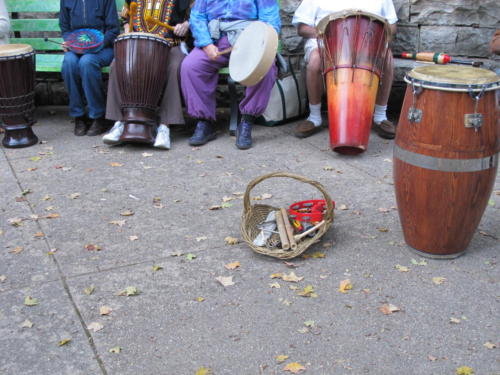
top-left (0, 44), bottom-right (34, 56)
top-left (229, 21), bottom-right (278, 87)
top-left (117, 32), bottom-right (166, 40)
top-left (317, 9), bottom-right (389, 35)
top-left (406, 65), bottom-right (500, 92)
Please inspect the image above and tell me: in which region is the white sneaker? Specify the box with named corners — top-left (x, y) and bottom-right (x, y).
top-left (154, 124), bottom-right (171, 150)
top-left (102, 121), bottom-right (124, 145)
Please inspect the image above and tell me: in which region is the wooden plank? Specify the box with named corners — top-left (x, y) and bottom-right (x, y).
top-left (6, 0), bottom-right (59, 13)
top-left (14, 38), bottom-right (63, 51)
top-left (35, 53), bottom-right (63, 72)
top-left (11, 19), bottom-right (60, 32)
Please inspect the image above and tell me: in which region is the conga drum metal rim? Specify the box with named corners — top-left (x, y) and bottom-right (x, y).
top-left (116, 32), bottom-right (170, 45)
top-left (228, 21), bottom-right (278, 87)
top-left (404, 65), bottom-right (500, 92)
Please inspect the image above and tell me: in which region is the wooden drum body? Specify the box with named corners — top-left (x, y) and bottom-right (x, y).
top-left (318, 10), bottom-right (389, 155)
top-left (0, 44), bottom-right (38, 148)
top-left (114, 33), bottom-right (170, 144)
top-left (394, 65), bottom-right (500, 258)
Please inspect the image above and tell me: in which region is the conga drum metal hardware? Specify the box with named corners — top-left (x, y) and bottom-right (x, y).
top-left (394, 65), bottom-right (500, 258)
top-left (317, 10), bottom-right (390, 155)
top-left (114, 32), bottom-right (170, 144)
top-left (228, 21), bottom-right (278, 87)
top-left (0, 44), bottom-right (38, 148)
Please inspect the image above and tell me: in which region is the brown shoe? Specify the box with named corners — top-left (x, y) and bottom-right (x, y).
top-left (87, 118), bottom-right (112, 136)
top-left (372, 120), bottom-right (396, 139)
top-left (293, 120), bottom-right (323, 138)
top-left (74, 116), bottom-right (88, 136)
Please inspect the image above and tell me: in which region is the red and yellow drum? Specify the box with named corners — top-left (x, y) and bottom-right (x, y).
top-left (318, 10), bottom-right (390, 154)
top-left (395, 65), bottom-right (500, 258)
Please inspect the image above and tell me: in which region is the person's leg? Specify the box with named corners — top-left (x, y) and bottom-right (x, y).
top-left (103, 60), bottom-right (125, 144)
top-left (294, 45), bottom-right (324, 138)
top-left (180, 37), bottom-right (230, 145)
top-left (372, 49), bottom-right (396, 139)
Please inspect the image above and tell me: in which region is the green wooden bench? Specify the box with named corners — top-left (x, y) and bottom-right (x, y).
top-left (6, 0), bottom-right (124, 73)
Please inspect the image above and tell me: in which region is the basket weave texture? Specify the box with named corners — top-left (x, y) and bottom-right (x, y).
top-left (240, 172), bottom-right (334, 259)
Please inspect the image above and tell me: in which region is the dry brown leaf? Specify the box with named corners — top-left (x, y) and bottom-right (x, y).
top-left (120, 210), bottom-right (134, 216)
top-left (432, 277), bottom-right (446, 285)
top-left (87, 322), bottom-right (104, 332)
top-left (9, 246), bottom-right (24, 254)
top-left (224, 261), bottom-right (241, 270)
top-left (282, 272), bottom-right (304, 283)
top-left (395, 264), bottom-right (410, 272)
top-left (283, 261), bottom-right (298, 268)
top-left (338, 279), bottom-right (353, 293)
top-left (270, 273), bottom-right (283, 279)
top-left (215, 276), bottom-right (234, 287)
top-left (110, 162), bottom-right (123, 167)
top-left (44, 213), bottom-right (60, 219)
top-left (8, 217), bottom-right (23, 226)
top-left (110, 220), bottom-right (126, 227)
top-left (275, 355), bottom-right (289, 363)
top-left (483, 341), bottom-right (496, 349)
top-left (379, 303), bottom-right (401, 315)
top-left (99, 306), bottom-right (112, 315)
top-left (377, 227), bottom-right (389, 232)
top-left (34, 232), bottom-right (45, 238)
top-left (283, 362), bottom-right (306, 374)
top-left (85, 244), bottom-right (102, 251)
top-left (129, 235), bottom-right (139, 241)
top-left (269, 282), bottom-right (281, 288)
top-left (224, 236), bottom-right (239, 245)
top-left (428, 355), bottom-right (438, 362)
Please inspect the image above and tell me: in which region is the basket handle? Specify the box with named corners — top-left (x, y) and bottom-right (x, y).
top-left (243, 171), bottom-right (335, 223)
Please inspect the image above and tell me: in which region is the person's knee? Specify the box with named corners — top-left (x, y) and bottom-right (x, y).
top-left (62, 53), bottom-right (79, 72)
top-left (79, 55), bottom-right (100, 75)
top-left (307, 50), bottom-right (322, 74)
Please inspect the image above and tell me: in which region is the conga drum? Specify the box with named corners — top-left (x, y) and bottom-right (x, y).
top-left (394, 65), bottom-right (500, 258)
top-left (0, 44), bottom-right (38, 148)
top-left (114, 33), bottom-right (170, 144)
top-left (317, 10), bottom-right (390, 154)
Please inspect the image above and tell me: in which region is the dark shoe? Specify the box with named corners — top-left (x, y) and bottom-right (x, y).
top-left (87, 117), bottom-right (112, 136)
top-left (189, 120), bottom-right (216, 146)
top-left (236, 117), bottom-right (253, 150)
top-left (293, 120), bottom-right (322, 138)
top-left (74, 116), bottom-right (88, 136)
top-left (372, 120), bottom-right (396, 139)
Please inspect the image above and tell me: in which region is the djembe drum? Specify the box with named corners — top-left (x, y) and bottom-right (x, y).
top-left (317, 10), bottom-right (390, 154)
top-left (0, 44), bottom-right (38, 148)
top-left (394, 65), bottom-right (500, 258)
top-left (114, 32), bottom-right (170, 144)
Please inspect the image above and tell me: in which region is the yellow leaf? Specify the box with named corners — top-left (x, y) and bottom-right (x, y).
top-left (99, 306), bottom-right (112, 315)
top-left (110, 220), bottom-right (126, 227)
top-left (224, 261), bottom-right (241, 270)
top-left (110, 162), bottom-right (123, 167)
top-left (9, 246), bottom-right (24, 254)
top-left (395, 264), bottom-right (410, 272)
top-left (456, 366), bottom-right (474, 375)
top-left (195, 367), bottom-right (211, 375)
top-left (269, 282), bottom-right (281, 289)
top-left (34, 231), bottom-right (45, 238)
top-left (58, 338), bottom-right (71, 346)
top-left (109, 346), bottom-right (121, 353)
top-left (297, 285), bottom-right (316, 297)
top-left (432, 277), bottom-right (446, 285)
top-left (379, 303), bottom-right (400, 315)
top-left (275, 355), bottom-right (289, 363)
top-left (24, 296), bottom-right (39, 306)
top-left (338, 279), bottom-right (352, 293)
top-left (483, 341), bottom-right (496, 349)
top-left (224, 236), bottom-right (239, 245)
top-left (270, 273), bottom-right (283, 279)
top-left (283, 362), bottom-right (306, 373)
top-left (117, 286), bottom-right (140, 296)
top-left (83, 286), bottom-right (95, 295)
top-left (282, 271), bottom-right (304, 283)
top-left (44, 213), bottom-right (60, 219)
top-left (120, 210), bottom-right (134, 216)
top-left (196, 297), bottom-right (205, 302)
top-left (311, 251), bottom-right (326, 258)
top-left (152, 265), bottom-right (163, 272)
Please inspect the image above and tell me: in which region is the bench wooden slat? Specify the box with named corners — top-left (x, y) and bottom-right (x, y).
top-left (14, 38), bottom-right (63, 51)
top-left (11, 19), bottom-right (61, 32)
top-left (6, 0), bottom-right (60, 13)
top-left (36, 54), bottom-right (111, 73)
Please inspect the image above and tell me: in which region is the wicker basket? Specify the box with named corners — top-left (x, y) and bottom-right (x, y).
top-left (240, 172), bottom-right (334, 259)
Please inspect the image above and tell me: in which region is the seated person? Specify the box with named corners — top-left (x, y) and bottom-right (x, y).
top-left (180, 0), bottom-right (281, 150)
top-left (490, 29), bottom-right (500, 55)
top-left (60, 0), bottom-right (119, 136)
top-left (292, 0), bottom-right (398, 139)
top-left (103, 0), bottom-right (191, 149)
top-left (0, 0), bottom-right (10, 45)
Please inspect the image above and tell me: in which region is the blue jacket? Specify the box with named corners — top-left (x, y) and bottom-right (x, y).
top-left (59, 0), bottom-right (120, 47)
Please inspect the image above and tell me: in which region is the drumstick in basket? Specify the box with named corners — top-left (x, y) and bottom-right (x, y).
top-left (294, 220), bottom-right (326, 241)
top-left (145, 16), bottom-right (176, 32)
top-left (275, 210), bottom-right (290, 250)
top-left (280, 208), bottom-right (297, 250)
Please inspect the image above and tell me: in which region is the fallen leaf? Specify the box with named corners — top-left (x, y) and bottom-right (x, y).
top-left (109, 346), bottom-right (121, 353)
top-left (222, 196), bottom-right (234, 202)
top-left (276, 355), bottom-right (289, 363)
top-left (282, 272), bottom-right (304, 283)
top-left (83, 286), bottom-right (95, 295)
top-left (21, 189), bottom-right (32, 196)
top-left (215, 276), bottom-right (234, 287)
top-left (142, 152), bottom-right (153, 157)
top-left (411, 258), bottom-right (427, 266)
top-left (297, 327), bottom-right (309, 334)
top-left (58, 338), bottom-right (71, 347)
top-left (196, 297), bottom-right (205, 302)
top-left (450, 317), bottom-right (461, 324)
top-left (27, 167), bottom-right (38, 171)
top-left (99, 306), bottom-right (112, 315)
top-left (186, 253), bottom-right (197, 261)
top-left (378, 207), bottom-right (390, 213)
top-left (483, 341), bottom-right (496, 349)
top-left (196, 236), bottom-right (207, 242)
top-left (109, 220), bottom-right (126, 227)
top-left (224, 236), bottom-right (239, 245)
top-left (338, 279), bottom-right (353, 293)
top-left (323, 166), bottom-right (333, 171)
top-left (20, 319), bottom-right (33, 328)
top-left (195, 367), bottom-right (211, 375)
top-left (69, 193), bottom-right (80, 199)
top-left (395, 264), bottom-right (410, 272)
top-left (152, 265), bottom-right (163, 272)
top-left (283, 362), bottom-right (306, 374)
top-left (311, 251), bottom-right (326, 259)
top-left (270, 273), bottom-right (283, 279)
top-left (456, 366), bottom-right (474, 375)
top-left (432, 277), bottom-right (446, 285)
top-left (30, 156), bottom-right (41, 161)
top-left (379, 303), bottom-right (400, 315)
top-left (224, 261), bottom-right (240, 270)
top-left (269, 282), bottom-right (281, 288)
top-left (117, 286), bottom-right (140, 296)
top-left (110, 162), bottom-right (123, 167)
top-left (304, 320), bottom-right (315, 327)
top-left (209, 205), bottom-right (222, 210)
top-left (297, 285), bottom-right (317, 298)
top-left (87, 322), bottom-right (103, 332)
top-left (428, 355), bottom-right (438, 362)
top-left (24, 296), bottom-right (38, 306)
top-left (9, 246), bottom-right (24, 254)
top-left (85, 244), bottom-right (102, 251)
top-left (0, 275), bottom-right (6, 282)
top-left (44, 213), bottom-right (60, 219)
top-left (252, 193), bottom-right (273, 201)
top-left (488, 199), bottom-right (495, 207)
top-left (170, 251), bottom-right (184, 257)
top-left (283, 261), bottom-right (298, 268)
top-left (377, 227), bottom-right (389, 232)
top-left (120, 210), bottom-right (134, 216)
top-left (129, 235), bottom-right (139, 241)
top-left (338, 204), bottom-right (348, 210)
top-left (8, 217), bottom-right (23, 226)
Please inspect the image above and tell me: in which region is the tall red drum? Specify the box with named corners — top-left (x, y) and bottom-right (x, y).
top-left (114, 32), bottom-right (170, 144)
top-left (0, 44), bottom-right (38, 148)
top-left (318, 10), bottom-right (390, 155)
top-left (394, 65), bottom-right (500, 258)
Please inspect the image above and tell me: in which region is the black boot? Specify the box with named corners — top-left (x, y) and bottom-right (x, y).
top-left (236, 115), bottom-right (254, 150)
top-left (189, 120), bottom-right (216, 146)
top-left (87, 117), bottom-right (112, 136)
top-left (74, 116), bottom-right (88, 136)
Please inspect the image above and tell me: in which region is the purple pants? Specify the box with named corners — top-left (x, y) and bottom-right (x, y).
top-left (180, 36), bottom-right (277, 121)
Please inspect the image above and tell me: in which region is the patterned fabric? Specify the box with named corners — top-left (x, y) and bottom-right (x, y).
top-left (190, 0), bottom-right (281, 48)
top-left (124, 0), bottom-right (181, 46)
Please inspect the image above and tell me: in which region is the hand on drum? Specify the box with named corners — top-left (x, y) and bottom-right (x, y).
top-left (173, 21), bottom-right (189, 37)
top-left (62, 41), bottom-right (69, 52)
top-left (203, 44), bottom-right (220, 61)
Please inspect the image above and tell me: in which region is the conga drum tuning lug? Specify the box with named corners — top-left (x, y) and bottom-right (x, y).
top-left (408, 107), bottom-right (423, 123)
top-left (464, 113), bottom-right (483, 130)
